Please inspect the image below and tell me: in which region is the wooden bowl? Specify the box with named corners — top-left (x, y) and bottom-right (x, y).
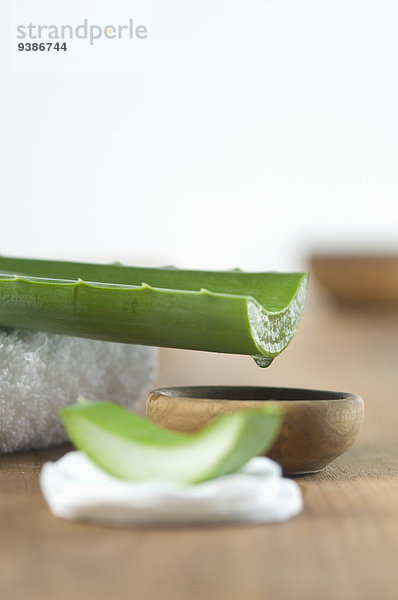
top-left (146, 386), bottom-right (364, 475)
top-left (310, 254), bottom-right (398, 304)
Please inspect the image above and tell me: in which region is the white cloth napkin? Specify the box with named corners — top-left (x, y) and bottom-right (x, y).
top-left (40, 451), bottom-right (303, 526)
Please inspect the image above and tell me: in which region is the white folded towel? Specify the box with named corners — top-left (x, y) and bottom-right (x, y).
top-left (0, 328), bottom-right (157, 452)
top-left (40, 451), bottom-right (303, 526)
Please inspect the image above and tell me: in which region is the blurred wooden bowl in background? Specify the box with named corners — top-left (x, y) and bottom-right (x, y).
top-left (310, 254), bottom-right (398, 304)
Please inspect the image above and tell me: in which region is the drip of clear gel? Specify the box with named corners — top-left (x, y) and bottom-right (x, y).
top-left (252, 355), bottom-right (274, 368)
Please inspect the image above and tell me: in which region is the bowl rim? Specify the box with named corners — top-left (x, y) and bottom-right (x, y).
top-left (148, 386), bottom-right (362, 404)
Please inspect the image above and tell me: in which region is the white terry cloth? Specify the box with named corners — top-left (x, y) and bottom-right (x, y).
top-left (40, 452), bottom-right (303, 526)
top-left (0, 328), bottom-right (157, 452)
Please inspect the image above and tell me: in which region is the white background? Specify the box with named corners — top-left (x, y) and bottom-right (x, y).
top-left (1, 0), bottom-right (397, 271)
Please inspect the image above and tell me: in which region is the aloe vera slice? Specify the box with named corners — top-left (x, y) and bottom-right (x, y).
top-left (0, 256), bottom-right (307, 361)
top-left (60, 399), bottom-right (282, 483)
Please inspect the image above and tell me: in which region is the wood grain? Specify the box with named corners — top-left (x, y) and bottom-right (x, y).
top-left (1, 286), bottom-right (397, 600)
top-left (146, 387), bottom-right (364, 474)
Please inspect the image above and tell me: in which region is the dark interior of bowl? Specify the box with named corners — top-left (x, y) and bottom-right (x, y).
top-left (156, 386), bottom-right (352, 402)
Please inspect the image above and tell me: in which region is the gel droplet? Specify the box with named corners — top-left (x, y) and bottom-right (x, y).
top-left (252, 355), bottom-right (274, 368)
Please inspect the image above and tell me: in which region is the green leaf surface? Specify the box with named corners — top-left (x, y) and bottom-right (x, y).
top-left (0, 256), bottom-right (307, 360)
top-left (60, 399), bottom-right (283, 483)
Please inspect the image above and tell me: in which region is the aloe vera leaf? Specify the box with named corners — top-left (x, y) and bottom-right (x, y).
top-left (0, 256), bottom-right (307, 359)
top-left (60, 399), bottom-right (283, 483)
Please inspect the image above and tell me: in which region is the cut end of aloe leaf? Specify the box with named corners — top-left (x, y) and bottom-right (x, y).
top-left (248, 274), bottom-right (307, 360)
top-left (60, 399), bottom-right (283, 484)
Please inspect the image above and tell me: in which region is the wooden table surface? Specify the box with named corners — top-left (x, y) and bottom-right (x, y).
top-left (1, 287), bottom-right (398, 600)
